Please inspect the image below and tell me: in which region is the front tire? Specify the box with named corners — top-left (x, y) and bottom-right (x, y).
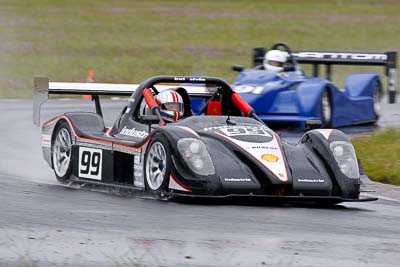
top-left (144, 135), bottom-right (171, 196)
top-left (321, 90), bottom-right (332, 127)
top-left (52, 121), bottom-right (73, 184)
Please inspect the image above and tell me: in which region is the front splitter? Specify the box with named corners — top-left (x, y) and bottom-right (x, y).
top-left (166, 192), bottom-right (378, 204)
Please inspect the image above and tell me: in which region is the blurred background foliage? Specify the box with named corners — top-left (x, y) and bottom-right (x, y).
top-left (353, 130), bottom-right (400, 185)
top-left (0, 0), bottom-right (399, 98)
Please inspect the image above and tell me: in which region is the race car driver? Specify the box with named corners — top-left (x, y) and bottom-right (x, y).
top-left (263, 49), bottom-right (288, 73)
top-left (155, 89), bottom-right (184, 122)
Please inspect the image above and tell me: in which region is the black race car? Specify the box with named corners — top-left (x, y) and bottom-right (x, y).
top-left (33, 75), bottom-right (376, 204)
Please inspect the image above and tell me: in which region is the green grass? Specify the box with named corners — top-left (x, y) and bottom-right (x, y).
top-left (353, 129), bottom-right (400, 185)
top-left (0, 0), bottom-right (399, 98)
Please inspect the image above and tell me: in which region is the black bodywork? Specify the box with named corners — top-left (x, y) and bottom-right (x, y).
top-left (35, 75), bottom-right (376, 204)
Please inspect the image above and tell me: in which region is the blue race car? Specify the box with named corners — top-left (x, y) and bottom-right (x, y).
top-left (231, 42), bottom-right (397, 128)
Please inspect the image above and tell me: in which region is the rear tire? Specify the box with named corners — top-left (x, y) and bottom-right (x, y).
top-left (52, 121), bottom-right (73, 184)
top-left (373, 81), bottom-right (383, 120)
top-left (321, 90), bottom-right (332, 127)
top-left (144, 135), bottom-right (171, 196)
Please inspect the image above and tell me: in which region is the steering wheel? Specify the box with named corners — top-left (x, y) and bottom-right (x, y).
top-left (270, 42), bottom-right (302, 73)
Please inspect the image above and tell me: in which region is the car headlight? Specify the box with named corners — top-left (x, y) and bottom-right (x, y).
top-left (329, 141), bottom-right (359, 179)
top-left (177, 138), bottom-right (215, 176)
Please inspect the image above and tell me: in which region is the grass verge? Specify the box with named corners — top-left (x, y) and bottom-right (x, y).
top-left (0, 0), bottom-right (399, 98)
top-left (353, 129), bottom-right (400, 185)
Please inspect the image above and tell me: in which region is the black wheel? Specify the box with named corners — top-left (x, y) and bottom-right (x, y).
top-left (144, 135), bottom-right (171, 196)
top-left (373, 80), bottom-right (383, 120)
top-left (321, 90), bottom-right (332, 127)
top-left (52, 121), bottom-right (73, 184)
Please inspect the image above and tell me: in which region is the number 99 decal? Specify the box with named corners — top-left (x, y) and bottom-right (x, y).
top-left (78, 147), bottom-right (102, 180)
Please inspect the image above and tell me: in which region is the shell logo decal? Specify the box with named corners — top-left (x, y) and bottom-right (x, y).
top-left (262, 154), bottom-right (279, 162)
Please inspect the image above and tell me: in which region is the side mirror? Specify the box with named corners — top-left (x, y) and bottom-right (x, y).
top-left (232, 65), bottom-right (245, 72)
top-left (306, 119), bottom-right (322, 129)
top-left (141, 115), bottom-right (160, 124)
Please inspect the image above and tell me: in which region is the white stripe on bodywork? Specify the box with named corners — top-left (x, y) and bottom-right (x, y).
top-left (315, 129), bottom-right (333, 141)
top-left (174, 126), bottom-right (200, 137)
top-left (169, 175), bottom-right (191, 192)
top-left (217, 133), bottom-right (288, 182)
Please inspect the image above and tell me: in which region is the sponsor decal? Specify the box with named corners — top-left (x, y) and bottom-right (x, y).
top-left (293, 52), bottom-right (387, 61)
top-left (133, 149), bottom-right (147, 188)
top-left (119, 126), bottom-right (148, 139)
top-left (224, 177), bottom-right (252, 182)
top-left (247, 145), bottom-right (278, 150)
top-left (262, 154), bottom-right (279, 162)
top-left (298, 178), bottom-right (325, 183)
top-left (41, 134), bottom-right (52, 147)
top-left (189, 77), bottom-right (206, 82)
top-left (173, 76), bottom-right (206, 82)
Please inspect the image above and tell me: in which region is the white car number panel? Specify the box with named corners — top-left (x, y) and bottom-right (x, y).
top-left (78, 147), bottom-right (103, 180)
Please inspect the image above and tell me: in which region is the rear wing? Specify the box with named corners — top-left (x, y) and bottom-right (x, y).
top-left (33, 77), bottom-right (212, 126)
top-left (33, 77), bottom-right (138, 126)
top-left (253, 48), bottom-right (398, 103)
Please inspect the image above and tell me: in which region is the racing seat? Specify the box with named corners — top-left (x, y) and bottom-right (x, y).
top-left (206, 101), bottom-right (222, 116)
top-left (174, 87), bottom-right (193, 118)
top-left (110, 105), bottom-right (127, 135)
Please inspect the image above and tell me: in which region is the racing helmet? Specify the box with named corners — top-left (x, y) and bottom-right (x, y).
top-left (155, 89), bottom-right (184, 122)
top-left (263, 50), bottom-right (288, 73)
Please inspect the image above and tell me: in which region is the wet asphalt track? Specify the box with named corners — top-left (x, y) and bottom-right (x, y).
top-left (0, 99), bottom-right (399, 267)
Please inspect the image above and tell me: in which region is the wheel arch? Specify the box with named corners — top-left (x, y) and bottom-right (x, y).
top-left (300, 129), bottom-right (361, 199)
top-left (52, 118), bottom-right (72, 140)
top-left (152, 126), bottom-right (201, 155)
top-left (145, 126), bottom-right (211, 194)
top-left (41, 117), bottom-right (74, 169)
top-left (345, 73), bottom-right (381, 97)
top-left (296, 78), bottom-right (333, 117)
top-left (50, 117), bottom-right (78, 152)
